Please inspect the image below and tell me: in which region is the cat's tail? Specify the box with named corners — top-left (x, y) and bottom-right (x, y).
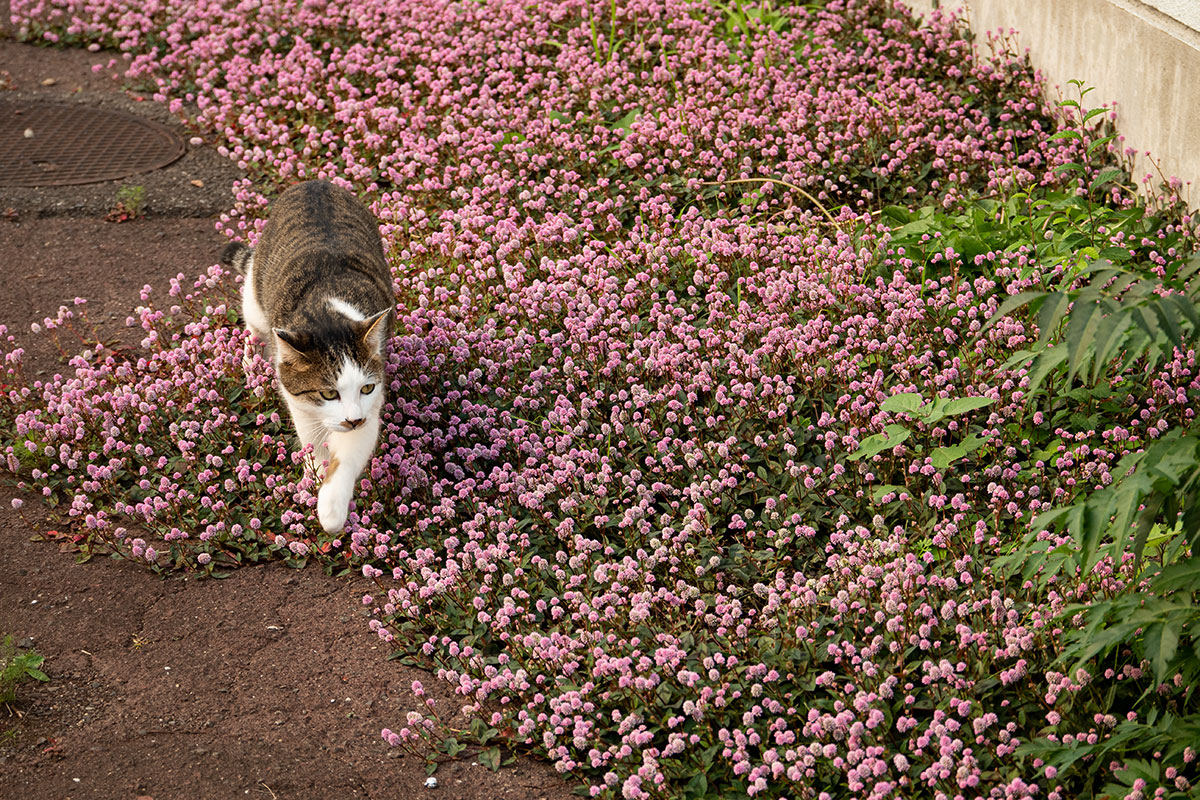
top-left (219, 242), bottom-right (254, 274)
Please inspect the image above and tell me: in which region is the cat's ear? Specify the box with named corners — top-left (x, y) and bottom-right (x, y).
top-left (273, 328), bottom-right (308, 362)
top-left (358, 309), bottom-right (390, 355)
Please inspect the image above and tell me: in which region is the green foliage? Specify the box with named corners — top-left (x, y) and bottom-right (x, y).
top-left (0, 635), bottom-right (49, 705)
top-left (848, 391), bottom-right (994, 465)
top-left (989, 258), bottom-right (1200, 395)
top-left (108, 184), bottom-right (147, 221)
top-left (977, 86), bottom-right (1200, 798)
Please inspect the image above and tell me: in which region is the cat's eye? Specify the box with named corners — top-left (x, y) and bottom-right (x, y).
top-left (360, 383), bottom-right (376, 395)
top-left (319, 389), bottom-right (339, 401)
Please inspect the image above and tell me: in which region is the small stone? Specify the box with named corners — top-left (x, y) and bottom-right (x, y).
top-left (424, 777), bottom-right (438, 789)
top-left (41, 77), bottom-right (57, 86)
top-left (190, 179), bottom-right (204, 188)
top-left (23, 128), bottom-right (33, 138)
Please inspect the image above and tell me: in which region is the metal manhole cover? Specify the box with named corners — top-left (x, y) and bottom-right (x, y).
top-left (0, 100), bottom-right (186, 187)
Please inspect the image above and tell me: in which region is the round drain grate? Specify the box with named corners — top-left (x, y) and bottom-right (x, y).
top-left (0, 100), bottom-right (187, 188)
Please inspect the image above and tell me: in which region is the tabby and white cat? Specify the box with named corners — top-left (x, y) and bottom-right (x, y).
top-left (221, 180), bottom-right (394, 534)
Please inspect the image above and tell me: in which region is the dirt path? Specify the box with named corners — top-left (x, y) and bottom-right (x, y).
top-left (0, 41), bottom-right (572, 800)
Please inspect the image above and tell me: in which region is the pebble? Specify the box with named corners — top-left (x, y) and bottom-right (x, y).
top-left (424, 777), bottom-right (438, 789)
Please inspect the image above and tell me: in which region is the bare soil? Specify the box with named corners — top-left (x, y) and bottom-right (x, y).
top-left (0, 39), bottom-right (243, 218)
top-left (0, 40), bottom-right (574, 800)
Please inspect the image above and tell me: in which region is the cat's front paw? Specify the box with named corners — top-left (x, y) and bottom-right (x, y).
top-left (241, 338), bottom-right (256, 375)
top-left (317, 482), bottom-right (351, 533)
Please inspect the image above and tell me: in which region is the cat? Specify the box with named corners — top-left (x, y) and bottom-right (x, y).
top-left (220, 180), bottom-right (394, 534)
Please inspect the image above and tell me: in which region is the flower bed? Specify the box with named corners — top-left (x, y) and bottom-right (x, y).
top-left (4, 1), bottom-right (1198, 798)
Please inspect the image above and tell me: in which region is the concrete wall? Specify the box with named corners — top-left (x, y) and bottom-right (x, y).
top-left (905, 0), bottom-right (1200, 193)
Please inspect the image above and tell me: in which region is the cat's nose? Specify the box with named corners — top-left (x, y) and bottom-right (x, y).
top-left (344, 418), bottom-right (364, 430)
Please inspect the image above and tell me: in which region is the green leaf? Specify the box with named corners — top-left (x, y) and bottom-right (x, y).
top-left (871, 484), bottom-right (905, 502)
top-left (24, 666), bottom-right (48, 682)
top-left (1064, 299), bottom-right (1102, 385)
top-left (929, 434), bottom-right (987, 469)
top-left (611, 108), bottom-right (641, 137)
top-left (440, 736), bottom-right (467, 757)
top-left (479, 746), bottom-right (502, 771)
top-left (1130, 493), bottom-right (1166, 570)
top-left (880, 392), bottom-right (923, 415)
top-left (930, 445), bottom-right (963, 470)
top-left (1086, 133), bottom-right (1117, 155)
top-left (941, 396), bottom-right (996, 416)
top-left (1144, 618), bottom-right (1181, 682)
top-left (1036, 292), bottom-right (1072, 348)
top-left (1026, 345), bottom-right (1069, 396)
top-left (1033, 438), bottom-right (1064, 464)
top-left (1155, 556), bottom-right (1200, 593)
top-left (1090, 167), bottom-right (1125, 192)
top-left (980, 291), bottom-right (1048, 336)
top-left (847, 425), bottom-right (911, 461)
top-left (684, 773), bottom-right (709, 798)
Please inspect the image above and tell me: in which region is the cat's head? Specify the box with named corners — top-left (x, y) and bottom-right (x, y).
top-left (272, 309), bottom-right (390, 431)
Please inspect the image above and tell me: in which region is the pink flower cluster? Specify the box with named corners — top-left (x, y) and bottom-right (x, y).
top-left (5, 0), bottom-right (1196, 797)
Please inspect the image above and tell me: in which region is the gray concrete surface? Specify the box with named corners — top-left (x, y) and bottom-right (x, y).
top-left (906, 0), bottom-right (1200, 195)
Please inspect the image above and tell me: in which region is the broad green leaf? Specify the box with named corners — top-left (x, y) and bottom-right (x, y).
top-left (479, 746), bottom-right (502, 771)
top-left (1130, 493), bottom-right (1166, 571)
top-left (1165, 292), bottom-right (1200, 331)
top-left (1080, 497), bottom-right (1113, 572)
top-left (1036, 292), bottom-right (1073, 347)
top-left (847, 425), bottom-right (911, 461)
top-left (880, 392), bottom-right (923, 415)
top-left (1090, 167), bottom-right (1125, 192)
top-left (1090, 305), bottom-right (1133, 383)
top-left (930, 445), bottom-right (964, 470)
top-left (1144, 618), bottom-right (1181, 682)
top-left (1064, 299), bottom-right (1102, 385)
top-left (871, 484), bottom-right (905, 503)
top-left (1026, 345), bottom-right (1069, 396)
top-left (1086, 133), bottom-right (1117, 155)
top-left (1148, 295), bottom-right (1187, 350)
top-left (1154, 555), bottom-right (1200, 593)
top-left (942, 396), bottom-right (996, 416)
top-left (684, 773), bottom-right (709, 798)
top-left (980, 291), bottom-right (1050, 335)
top-left (611, 108), bottom-right (641, 137)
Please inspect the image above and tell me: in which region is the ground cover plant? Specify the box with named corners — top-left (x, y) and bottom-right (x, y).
top-left (0, 634), bottom-right (49, 707)
top-left (2, 0), bottom-right (1198, 797)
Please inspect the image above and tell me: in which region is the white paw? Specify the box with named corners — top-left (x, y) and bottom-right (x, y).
top-left (241, 339), bottom-right (256, 375)
top-left (317, 482), bottom-right (351, 533)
